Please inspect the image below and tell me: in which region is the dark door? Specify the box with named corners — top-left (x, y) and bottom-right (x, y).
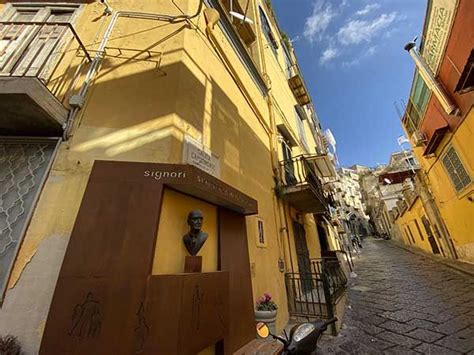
top-left (282, 140), bottom-right (296, 185)
top-left (421, 215), bottom-right (440, 254)
top-left (317, 223), bottom-right (330, 256)
top-left (293, 221), bottom-right (312, 293)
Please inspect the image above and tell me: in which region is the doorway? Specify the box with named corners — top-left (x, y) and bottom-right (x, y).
top-left (281, 139), bottom-right (296, 185)
top-left (421, 215), bottom-right (440, 254)
top-left (317, 223), bottom-right (330, 256)
top-left (292, 221), bottom-right (312, 293)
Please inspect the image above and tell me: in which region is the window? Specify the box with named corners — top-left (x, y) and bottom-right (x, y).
top-left (405, 157), bottom-right (416, 167)
top-left (404, 228), bottom-right (412, 245)
top-left (442, 146), bottom-right (471, 192)
top-left (414, 219), bottom-right (424, 241)
top-left (256, 218), bottom-right (266, 247)
top-left (281, 41), bottom-right (293, 78)
top-left (295, 106), bottom-right (309, 151)
top-left (407, 225), bottom-right (416, 244)
top-left (410, 72), bottom-right (430, 115)
top-left (455, 48), bottom-right (474, 94)
top-left (258, 7), bottom-right (278, 56)
top-left (205, 0), bottom-right (268, 95)
top-left (0, 138), bottom-right (59, 302)
top-left (404, 71), bottom-right (431, 134)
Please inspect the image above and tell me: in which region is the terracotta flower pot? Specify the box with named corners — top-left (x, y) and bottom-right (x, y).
top-left (255, 310), bottom-right (277, 335)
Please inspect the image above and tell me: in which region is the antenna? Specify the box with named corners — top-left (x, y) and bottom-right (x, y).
top-left (393, 101), bottom-right (403, 120)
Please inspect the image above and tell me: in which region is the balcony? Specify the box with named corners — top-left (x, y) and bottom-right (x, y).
top-left (0, 20), bottom-right (91, 136)
top-left (288, 72), bottom-right (310, 106)
top-left (278, 155), bottom-right (328, 214)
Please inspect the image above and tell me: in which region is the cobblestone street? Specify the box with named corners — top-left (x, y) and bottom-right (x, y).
top-left (319, 238), bottom-right (474, 354)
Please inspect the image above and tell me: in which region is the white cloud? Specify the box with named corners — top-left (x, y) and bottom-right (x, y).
top-left (342, 46), bottom-right (377, 67)
top-left (355, 4), bottom-right (381, 16)
top-left (304, 0), bottom-right (337, 42)
top-left (337, 12), bottom-right (398, 45)
top-left (320, 47), bottom-right (340, 64)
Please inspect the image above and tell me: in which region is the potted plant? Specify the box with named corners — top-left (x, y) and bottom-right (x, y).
top-left (0, 335), bottom-right (22, 355)
top-left (255, 293), bottom-right (278, 334)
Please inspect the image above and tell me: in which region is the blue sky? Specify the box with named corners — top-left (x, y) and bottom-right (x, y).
top-left (271, 0), bottom-right (427, 167)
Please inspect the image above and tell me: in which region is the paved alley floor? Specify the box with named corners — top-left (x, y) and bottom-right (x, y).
top-left (318, 238), bottom-right (474, 354)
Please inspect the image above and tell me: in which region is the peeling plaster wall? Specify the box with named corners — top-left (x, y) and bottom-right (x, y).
top-left (0, 235), bottom-right (68, 354)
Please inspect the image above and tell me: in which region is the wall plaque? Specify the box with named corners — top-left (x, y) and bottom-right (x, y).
top-left (183, 136), bottom-right (220, 178)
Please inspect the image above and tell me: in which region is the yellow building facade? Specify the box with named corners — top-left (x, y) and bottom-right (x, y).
top-left (395, 196), bottom-right (444, 256)
top-left (401, 0), bottom-right (474, 263)
top-left (0, 1), bottom-right (344, 353)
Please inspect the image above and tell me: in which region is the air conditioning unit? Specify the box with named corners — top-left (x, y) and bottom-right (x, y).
top-left (411, 131), bottom-right (427, 147)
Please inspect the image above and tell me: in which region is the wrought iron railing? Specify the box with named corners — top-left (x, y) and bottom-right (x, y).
top-left (278, 155), bottom-right (325, 199)
top-left (285, 258), bottom-right (347, 322)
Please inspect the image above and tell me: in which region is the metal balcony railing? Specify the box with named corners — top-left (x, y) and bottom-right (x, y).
top-left (285, 257), bottom-right (347, 328)
top-left (279, 154), bottom-right (326, 198)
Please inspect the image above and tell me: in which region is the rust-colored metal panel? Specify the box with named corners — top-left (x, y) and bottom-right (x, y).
top-left (144, 272), bottom-right (229, 355)
top-left (218, 208), bottom-right (255, 354)
top-left (89, 160), bottom-right (258, 215)
top-left (40, 277), bottom-right (147, 355)
top-left (41, 161), bottom-right (164, 354)
top-left (58, 179), bottom-right (164, 277)
top-left (41, 160), bottom-right (257, 354)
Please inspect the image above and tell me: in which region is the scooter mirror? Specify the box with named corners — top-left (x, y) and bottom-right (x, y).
top-left (256, 322), bottom-right (270, 339)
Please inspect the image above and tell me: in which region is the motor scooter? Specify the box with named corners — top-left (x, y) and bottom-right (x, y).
top-left (256, 317), bottom-right (337, 355)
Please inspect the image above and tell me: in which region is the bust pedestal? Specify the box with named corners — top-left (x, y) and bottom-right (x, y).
top-left (184, 255), bottom-right (202, 273)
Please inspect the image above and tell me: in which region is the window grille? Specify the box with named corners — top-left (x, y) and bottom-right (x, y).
top-left (442, 146), bottom-right (471, 192)
top-left (0, 139), bottom-right (58, 301)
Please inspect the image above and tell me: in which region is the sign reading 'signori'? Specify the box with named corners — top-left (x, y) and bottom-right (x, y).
top-left (182, 135), bottom-right (221, 178)
top-left (421, 0), bottom-right (458, 74)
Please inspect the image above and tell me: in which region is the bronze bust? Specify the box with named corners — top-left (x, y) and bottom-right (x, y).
top-left (183, 210), bottom-right (208, 256)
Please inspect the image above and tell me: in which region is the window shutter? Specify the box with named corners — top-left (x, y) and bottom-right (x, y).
top-left (0, 8), bottom-right (51, 74)
top-left (0, 5), bottom-right (18, 64)
top-left (21, 12), bottom-right (72, 77)
top-left (442, 146), bottom-right (471, 192)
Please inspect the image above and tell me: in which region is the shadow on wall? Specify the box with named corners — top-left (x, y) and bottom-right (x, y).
top-left (210, 79), bottom-right (273, 195)
top-left (71, 46), bottom-right (273, 199)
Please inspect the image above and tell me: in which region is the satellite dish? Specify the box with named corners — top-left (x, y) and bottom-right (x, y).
top-left (229, 0), bottom-right (254, 24)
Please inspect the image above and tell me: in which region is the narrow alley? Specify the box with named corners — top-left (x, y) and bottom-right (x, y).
top-left (320, 238), bottom-right (474, 355)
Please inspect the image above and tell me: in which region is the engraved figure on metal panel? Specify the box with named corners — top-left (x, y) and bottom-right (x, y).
top-left (191, 284), bottom-right (203, 331)
top-left (68, 292), bottom-right (102, 338)
top-left (183, 210), bottom-right (208, 256)
top-left (134, 302), bottom-right (150, 353)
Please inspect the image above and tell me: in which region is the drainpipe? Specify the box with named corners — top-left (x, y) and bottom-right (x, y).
top-left (250, 2), bottom-right (294, 272)
top-left (64, 2), bottom-right (203, 139)
top-left (404, 41), bottom-right (458, 116)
